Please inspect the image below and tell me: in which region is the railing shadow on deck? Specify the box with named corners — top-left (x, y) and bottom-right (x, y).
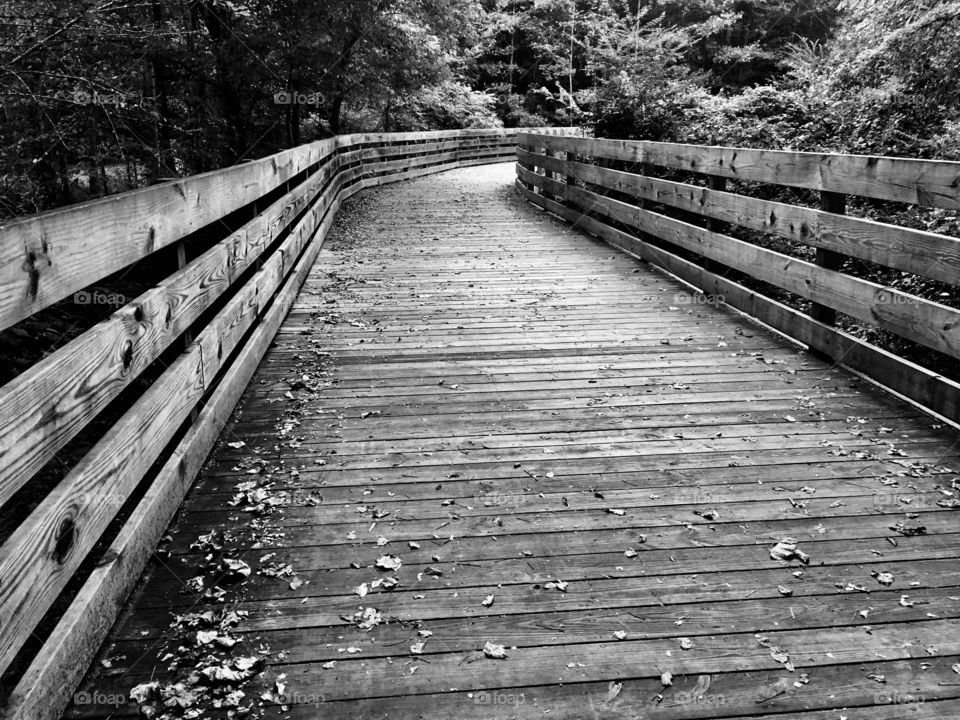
top-left (0, 126), bottom-right (576, 720)
top-left (517, 133), bottom-right (960, 426)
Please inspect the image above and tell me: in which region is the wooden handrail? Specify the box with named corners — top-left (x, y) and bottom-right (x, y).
top-left (0, 126), bottom-right (577, 720)
top-left (525, 134), bottom-right (960, 209)
top-left (517, 132), bottom-right (960, 423)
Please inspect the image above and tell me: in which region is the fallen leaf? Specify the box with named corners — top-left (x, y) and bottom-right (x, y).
top-left (603, 680), bottom-right (623, 703)
top-left (872, 570), bottom-right (895, 586)
top-left (769, 538), bottom-right (810, 564)
top-left (375, 555), bottom-right (402, 571)
top-left (219, 558), bottom-right (252, 578)
top-left (483, 642), bottom-right (507, 659)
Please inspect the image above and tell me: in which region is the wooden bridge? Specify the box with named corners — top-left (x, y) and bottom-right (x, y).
top-left (1, 128), bottom-right (960, 720)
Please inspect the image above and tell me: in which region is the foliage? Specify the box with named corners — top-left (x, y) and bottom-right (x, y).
top-left (2, 0), bottom-right (960, 218)
top-left (389, 81), bottom-right (502, 131)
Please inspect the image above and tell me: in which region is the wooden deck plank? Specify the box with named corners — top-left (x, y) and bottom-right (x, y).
top-left (63, 163), bottom-right (960, 720)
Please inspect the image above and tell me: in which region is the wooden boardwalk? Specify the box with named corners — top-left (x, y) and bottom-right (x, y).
top-left (69, 163), bottom-right (960, 719)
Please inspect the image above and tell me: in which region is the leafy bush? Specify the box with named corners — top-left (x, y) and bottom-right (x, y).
top-left (390, 81), bottom-right (503, 131)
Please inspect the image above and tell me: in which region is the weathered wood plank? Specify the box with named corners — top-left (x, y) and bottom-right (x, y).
top-left (520, 132), bottom-right (960, 208)
top-left (57, 162), bottom-right (960, 720)
top-left (0, 173), bottom-right (338, 720)
top-left (0, 153), bottom-right (344, 679)
top-left (517, 179), bottom-right (960, 421)
top-left (0, 155), bottom-right (339, 509)
top-left (0, 141), bottom-right (334, 332)
top-left (544, 153), bottom-right (960, 285)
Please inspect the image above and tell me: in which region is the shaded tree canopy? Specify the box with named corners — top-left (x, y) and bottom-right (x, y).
top-left (2, 0), bottom-right (958, 216)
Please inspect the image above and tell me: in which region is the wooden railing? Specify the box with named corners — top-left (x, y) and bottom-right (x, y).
top-left (516, 133), bottom-right (960, 422)
top-left (0, 127), bottom-right (573, 720)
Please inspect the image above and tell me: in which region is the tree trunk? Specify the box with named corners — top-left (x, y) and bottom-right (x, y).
top-left (151, 1), bottom-right (174, 180)
top-left (196, 1), bottom-right (248, 159)
top-left (329, 92), bottom-right (344, 135)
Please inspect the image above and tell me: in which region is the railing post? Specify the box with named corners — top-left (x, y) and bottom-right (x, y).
top-left (702, 176), bottom-right (727, 274)
top-left (638, 161), bottom-right (653, 212)
top-left (541, 144), bottom-right (549, 192)
top-left (175, 240), bottom-right (200, 424)
top-left (632, 160), bottom-right (657, 256)
top-left (552, 147), bottom-right (565, 201)
top-left (810, 190), bottom-right (846, 325)
top-left (705, 176), bottom-right (727, 231)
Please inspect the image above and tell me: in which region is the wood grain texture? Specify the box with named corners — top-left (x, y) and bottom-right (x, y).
top-left (521, 164), bottom-right (960, 362)
top-left (0, 130), bottom-right (576, 718)
top-left (517, 178), bottom-right (960, 421)
top-left (545, 153), bottom-right (960, 285)
top-left (0, 174), bottom-right (338, 720)
top-left (520, 132), bottom-right (960, 208)
top-left (62, 162), bottom-right (960, 720)
top-left (0, 155), bottom-right (337, 509)
top-left (0, 145), bottom-right (342, 678)
top-left (0, 128), bottom-right (568, 332)
top-left (0, 141), bottom-right (334, 332)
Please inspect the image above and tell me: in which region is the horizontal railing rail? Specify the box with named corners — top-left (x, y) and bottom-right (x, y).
top-left (516, 133), bottom-right (960, 423)
top-left (0, 126), bottom-right (575, 720)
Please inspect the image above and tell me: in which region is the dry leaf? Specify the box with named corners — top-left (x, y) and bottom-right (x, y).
top-left (872, 570), bottom-right (894, 586)
top-left (375, 555), bottom-right (402, 571)
top-left (483, 642), bottom-right (507, 659)
top-left (770, 538), bottom-right (810, 564)
top-left (603, 680), bottom-right (623, 703)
